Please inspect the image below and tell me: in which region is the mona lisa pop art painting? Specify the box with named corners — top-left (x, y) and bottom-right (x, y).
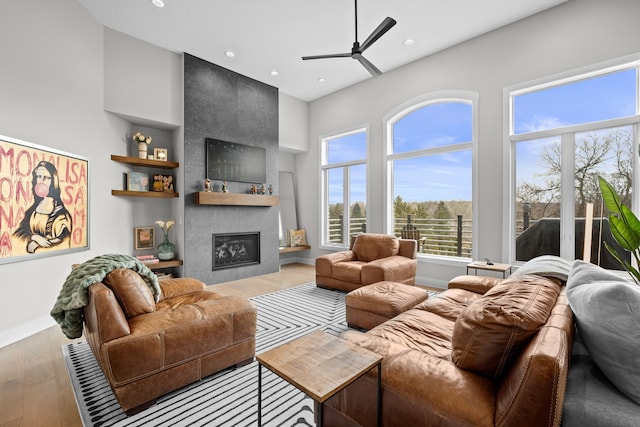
top-left (0, 134), bottom-right (89, 263)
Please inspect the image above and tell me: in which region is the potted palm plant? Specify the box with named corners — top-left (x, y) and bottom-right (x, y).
top-left (598, 175), bottom-right (640, 284)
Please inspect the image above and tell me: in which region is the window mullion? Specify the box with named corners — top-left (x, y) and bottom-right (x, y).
top-left (344, 167), bottom-right (350, 243)
top-left (560, 133), bottom-right (575, 260)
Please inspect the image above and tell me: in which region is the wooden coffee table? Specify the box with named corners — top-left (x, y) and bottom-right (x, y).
top-left (256, 329), bottom-right (383, 426)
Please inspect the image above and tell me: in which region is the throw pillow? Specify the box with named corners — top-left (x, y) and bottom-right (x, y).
top-left (565, 260), bottom-right (640, 405)
top-left (451, 274), bottom-right (560, 378)
top-left (352, 233), bottom-right (400, 262)
top-left (103, 268), bottom-right (156, 317)
top-left (288, 228), bottom-right (307, 246)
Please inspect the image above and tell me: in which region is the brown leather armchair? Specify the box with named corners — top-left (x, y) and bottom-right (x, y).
top-left (315, 233), bottom-right (417, 292)
top-left (83, 268), bottom-right (257, 414)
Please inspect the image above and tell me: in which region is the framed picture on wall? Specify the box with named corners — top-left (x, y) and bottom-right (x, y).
top-left (134, 226), bottom-right (155, 250)
top-left (0, 134), bottom-right (89, 264)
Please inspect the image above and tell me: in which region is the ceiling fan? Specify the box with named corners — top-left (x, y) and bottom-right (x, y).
top-left (302, 0), bottom-right (397, 77)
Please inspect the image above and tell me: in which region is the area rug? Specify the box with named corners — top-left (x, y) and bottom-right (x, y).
top-left (63, 282), bottom-right (438, 426)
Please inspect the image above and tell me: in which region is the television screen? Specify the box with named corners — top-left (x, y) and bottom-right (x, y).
top-left (205, 138), bottom-right (266, 184)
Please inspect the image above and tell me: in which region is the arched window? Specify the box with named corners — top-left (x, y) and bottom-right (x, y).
top-left (385, 92), bottom-right (477, 259)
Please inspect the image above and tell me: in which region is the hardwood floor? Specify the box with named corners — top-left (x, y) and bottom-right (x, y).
top-left (0, 263), bottom-right (315, 427)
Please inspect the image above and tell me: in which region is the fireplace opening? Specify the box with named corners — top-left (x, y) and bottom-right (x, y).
top-left (213, 232), bottom-right (260, 270)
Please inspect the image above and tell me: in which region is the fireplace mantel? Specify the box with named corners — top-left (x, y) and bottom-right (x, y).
top-left (193, 192), bottom-right (279, 207)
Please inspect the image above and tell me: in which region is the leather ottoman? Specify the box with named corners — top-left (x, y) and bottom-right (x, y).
top-left (345, 281), bottom-right (428, 330)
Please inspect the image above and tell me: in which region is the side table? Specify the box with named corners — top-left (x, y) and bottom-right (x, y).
top-left (466, 260), bottom-right (512, 278)
top-left (256, 329), bottom-right (383, 427)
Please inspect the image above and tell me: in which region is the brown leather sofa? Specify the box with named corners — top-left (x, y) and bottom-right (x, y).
top-left (324, 273), bottom-right (574, 427)
top-left (83, 268), bottom-right (257, 414)
top-left (315, 233), bottom-right (417, 292)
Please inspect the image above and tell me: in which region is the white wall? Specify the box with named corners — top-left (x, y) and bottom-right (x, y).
top-left (278, 93), bottom-right (309, 153)
top-left (0, 0), bottom-right (182, 347)
top-left (297, 0), bottom-right (640, 287)
top-left (0, 0), bottom-right (129, 345)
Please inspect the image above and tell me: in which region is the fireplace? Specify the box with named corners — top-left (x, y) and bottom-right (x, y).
top-left (212, 232), bottom-right (260, 270)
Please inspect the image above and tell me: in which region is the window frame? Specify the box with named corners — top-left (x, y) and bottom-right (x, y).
top-left (319, 126), bottom-right (369, 250)
top-left (383, 90), bottom-right (479, 263)
top-left (503, 56), bottom-right (640, 265)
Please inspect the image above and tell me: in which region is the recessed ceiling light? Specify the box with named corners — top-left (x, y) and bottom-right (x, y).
top-left (404, 38), bottom-right (414, 46)
top-left (271, 70), bottom-right (279, 76)
top-left (318, 78), bottom-right (326, 83)
top-left (225, 51), bottom-right (235, 58)
top-left (151, 0), bottom-right (165, 7)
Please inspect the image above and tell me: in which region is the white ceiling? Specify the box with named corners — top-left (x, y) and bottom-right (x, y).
top-left (77, 0), bottom-right (568, 102)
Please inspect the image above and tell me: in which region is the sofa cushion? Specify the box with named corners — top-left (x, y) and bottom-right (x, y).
top-left (352, 233), bottom-right (399, 262)
top-left (565, 260), bottom-right (640, 405)
top-left (103, 268), bottom-right (156, 318)
top-left (451, 274), bottom-right (560, 378)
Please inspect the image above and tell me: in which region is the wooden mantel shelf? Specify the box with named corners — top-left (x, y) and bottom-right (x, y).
top-left (194, 192), bottom-right (279, 206)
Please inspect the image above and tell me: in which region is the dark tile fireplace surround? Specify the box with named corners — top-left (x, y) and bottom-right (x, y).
top-left (183, 53), bottom-right (280, 284)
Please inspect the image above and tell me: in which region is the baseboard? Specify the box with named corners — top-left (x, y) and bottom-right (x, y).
top-left (417, 275), bottom-right (448, 290)
top-left (280, 257), bottom-right (314, 266)
top-left (0, 315), bottom-right (56, 349)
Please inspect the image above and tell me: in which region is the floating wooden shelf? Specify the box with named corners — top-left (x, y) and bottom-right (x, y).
top-left (111, 154), bottom-right (178, 169)
top-left (279, 245), bottom-right (311, 254)
top-left (148, 259), bottom-right (183, 270)
top-left (194, 192), bottom-right (279, 206)
top-left (112, 190), bottom-right (179, 198)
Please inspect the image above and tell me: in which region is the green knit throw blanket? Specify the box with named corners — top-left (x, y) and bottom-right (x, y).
top-left (50, 254), bottom-right (160, 339)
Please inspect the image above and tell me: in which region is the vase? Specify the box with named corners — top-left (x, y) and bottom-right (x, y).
top-left (138, 142), bottom-right (148, 159)
top-left (157, 235), bottom-right (175, 260)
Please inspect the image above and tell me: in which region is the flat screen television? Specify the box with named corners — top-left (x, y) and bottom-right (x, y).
top-left (205, 138), bottom-right (266, 184)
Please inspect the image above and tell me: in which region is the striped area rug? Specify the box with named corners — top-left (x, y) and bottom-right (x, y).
top-left (63, 282), bottom-right (351, 427)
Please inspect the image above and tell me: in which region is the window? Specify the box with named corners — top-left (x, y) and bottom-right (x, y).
top-left (321, 129), bottom-right (367, 247)
top-left (508, 63), bottom-right (639, 268)
top-left (385, 93), bottom-right (477, 259)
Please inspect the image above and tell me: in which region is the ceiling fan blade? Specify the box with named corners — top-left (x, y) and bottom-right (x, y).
top-left (353, 53), bottom-right (382, 77)
top-left (359, 17), bottom-right (397, 53)
top-left (302, 53), bottom-right (351, 60)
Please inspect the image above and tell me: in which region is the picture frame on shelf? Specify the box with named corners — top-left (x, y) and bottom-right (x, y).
top-left (154, 148), bottom-right (168, 162)
top-left (134, 226), bottom-right (155, 250)
top-left (127, 172), bottom-right (149, 191)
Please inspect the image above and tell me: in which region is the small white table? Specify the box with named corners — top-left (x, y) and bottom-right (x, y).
top-left (466, 261), bottom-right (512, 278)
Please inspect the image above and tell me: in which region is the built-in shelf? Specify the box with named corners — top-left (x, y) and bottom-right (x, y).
top-left (112, 190), bottom-right (179, 198)
top-left (279, 245), bottom-right (311, 254)
top-left (194, 192), bottom-right (279, 206)
top-left (148, 259), bottom-right (183, 270)
top-left (111, 154), bottom-right (179, 169)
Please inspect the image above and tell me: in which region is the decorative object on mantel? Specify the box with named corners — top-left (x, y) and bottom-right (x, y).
top-left (222, 180), bottom-right (229, 193)
top-left (132, 132), bottom-right (152, 159)
top-left (153, 147), bottom-right (168, 162)
top-left (268, 184), bottom-right (273, 195)
top-left (204, 178), bottom-right (212, 192)
top-left (251, 184), bottom-right (258, 195)
top-left (155, 219), bottom-right (176, 260)
top-left (260, 184), bottom-right (266, 194)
